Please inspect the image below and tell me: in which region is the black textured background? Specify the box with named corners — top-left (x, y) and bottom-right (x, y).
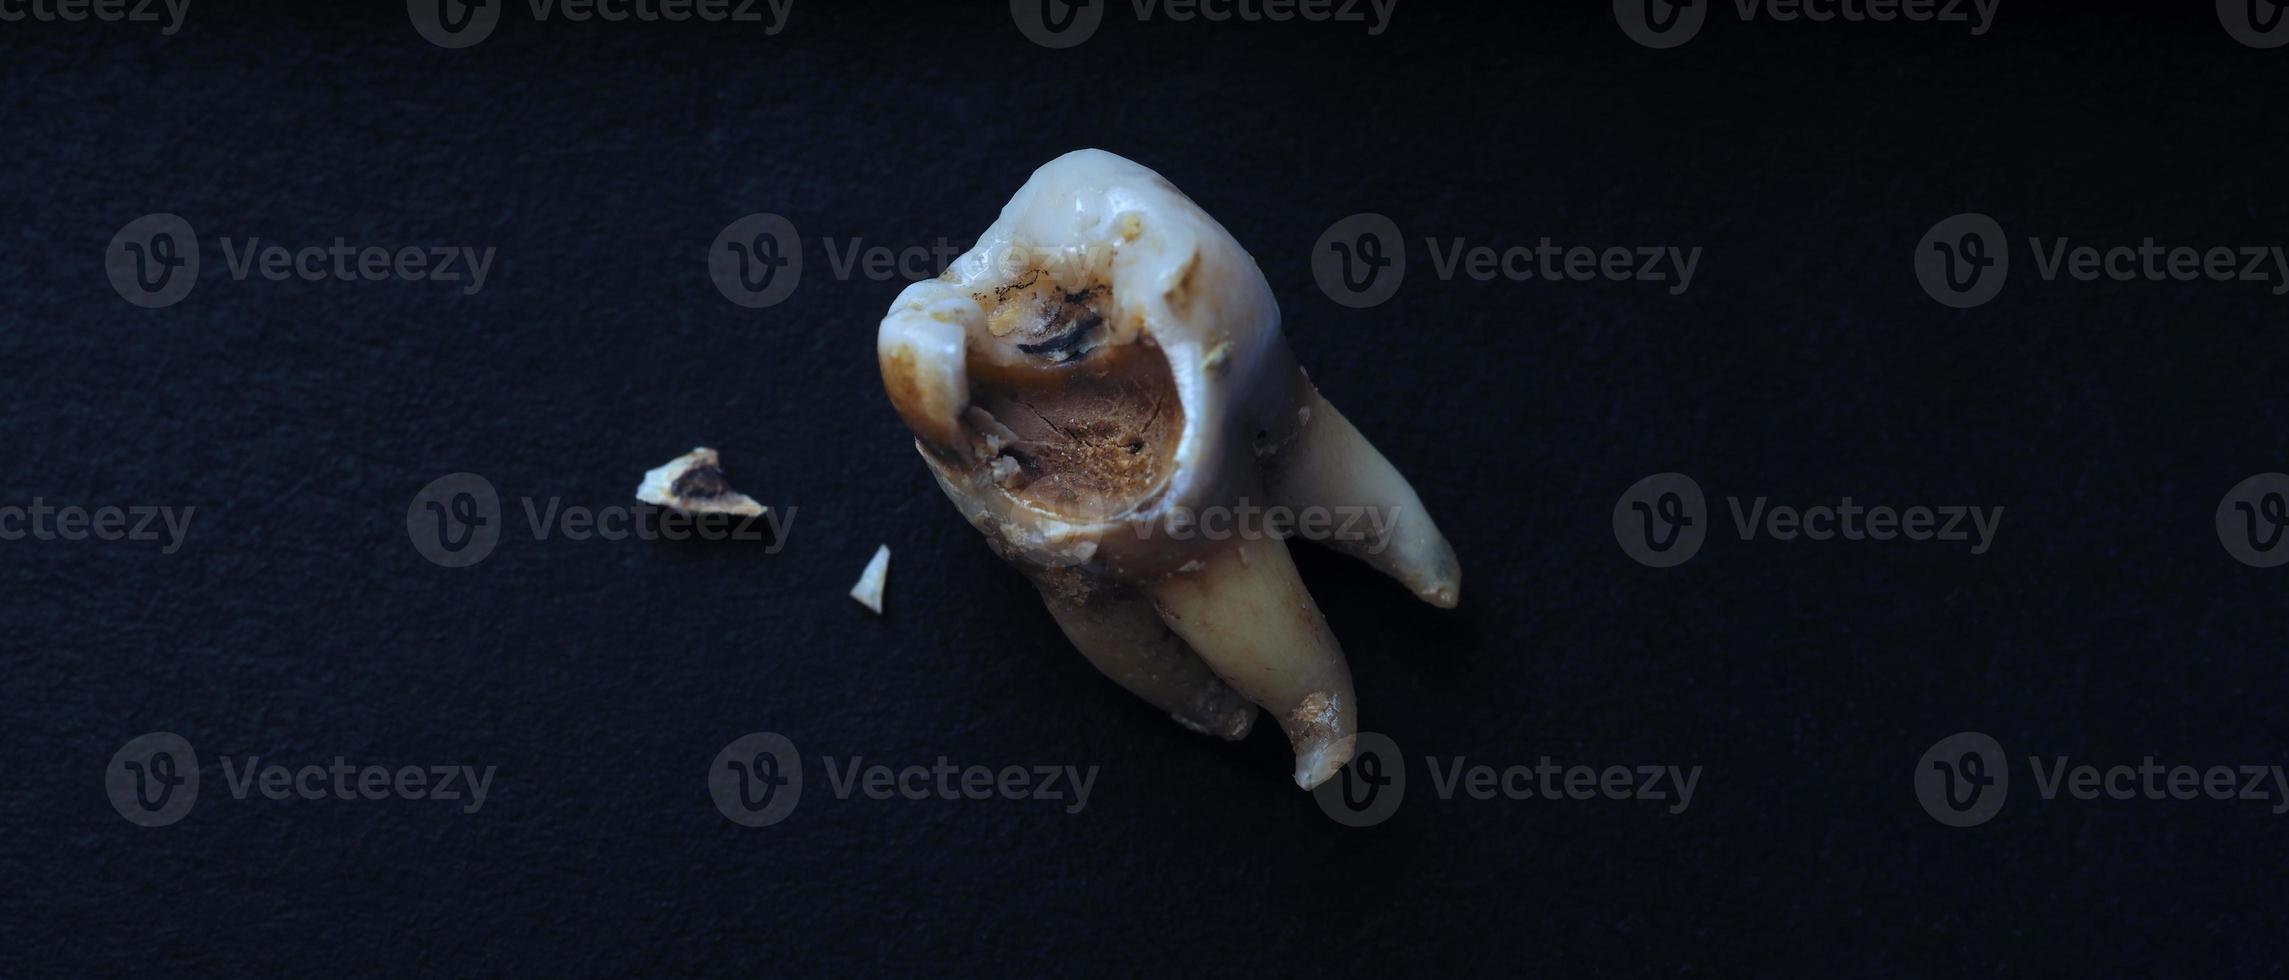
top-left (5, 2), bottom-right (2287, 975)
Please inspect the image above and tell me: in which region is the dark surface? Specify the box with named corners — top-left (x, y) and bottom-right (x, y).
top-left (5, 2), bottom-right (2287, 975)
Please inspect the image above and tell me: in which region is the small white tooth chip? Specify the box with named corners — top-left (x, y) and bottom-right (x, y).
top-left (850, 545), bottom-right (891, 614)
top-left (635, 447), bottom-right (766, 517)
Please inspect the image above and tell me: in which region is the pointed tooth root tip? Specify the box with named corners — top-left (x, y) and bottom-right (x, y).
top-left (1287, 691), bottom-right (1355, 790)
top-left (1393, 542), bottom-right (1461, 608)
top-left (1421, 580), bottom-right (1460, 609)
top-left (1293, 733), bottom-right (1358, 791)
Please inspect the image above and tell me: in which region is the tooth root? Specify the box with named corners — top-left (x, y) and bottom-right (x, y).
top-left (1147, 538), bottom-right (1358, 790)
top-left (1272, 385), bottom-right (1462, 609)
top-left (1033, 581), bottom-right (1257, 741)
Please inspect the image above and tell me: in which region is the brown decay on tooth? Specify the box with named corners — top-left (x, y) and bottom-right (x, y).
top-left (635, 447), bottom-right (766, 518)
top-left (670, 465), bottom-right (736, 503)
top-left (877, 149), bottom-right (1460, 791)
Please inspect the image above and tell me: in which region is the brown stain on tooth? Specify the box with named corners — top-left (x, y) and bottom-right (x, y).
top-left (1167, 252), bottom-right (1202, 313)
top-left (668, 464), bottom-right (733, 501)
top-left (1288, 690), bottom-right (1340, 749)
top-left (965, 342), bottom-right (1182, 520)
top-left (879, 347), bottom-right (939, 443)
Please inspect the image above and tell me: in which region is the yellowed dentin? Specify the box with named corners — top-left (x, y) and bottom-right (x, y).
top-left (880, 345), bottom-right (963, 450)
top-left (966, 342), bottom-right (1182, 523)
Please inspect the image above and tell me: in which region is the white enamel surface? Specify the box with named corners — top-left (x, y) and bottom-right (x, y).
top-left (849, 544), bottom-right (890, 615)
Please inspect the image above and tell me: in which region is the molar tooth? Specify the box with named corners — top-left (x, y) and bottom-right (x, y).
top-left (1147, 538), bottom-right (1357, 790)
top-left (876, 148), bottom-right (1455, 791)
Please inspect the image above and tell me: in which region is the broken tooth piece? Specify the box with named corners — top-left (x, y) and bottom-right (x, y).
top-left (850, 544), bottom-right (890, 614)
top-left (636, 447), bottom-right (766, 517)
top-left (875, 149), bottom-right (1457, 790)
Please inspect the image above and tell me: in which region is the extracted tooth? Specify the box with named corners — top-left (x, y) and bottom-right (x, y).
top-left (876, 149), bottom-right (1458, 790)
top-left (1148, 537), bottom-right (1356, 790)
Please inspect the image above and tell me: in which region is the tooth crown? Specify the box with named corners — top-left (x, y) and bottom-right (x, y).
top-left (879, 150), bottom-right (1315, 576)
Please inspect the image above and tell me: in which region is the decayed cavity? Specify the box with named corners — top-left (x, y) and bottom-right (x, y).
top-left (967, 344), bottom-right (1182, 521)
top-left (956, 259), bottom-right (1190, 519)
top-left (983, 269), bottom-right (1111, 364)
top-left (964, 270), bottom-right (1181, 521)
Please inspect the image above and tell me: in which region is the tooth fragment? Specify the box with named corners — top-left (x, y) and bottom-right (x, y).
top-left (636, 447), bottom-right (766, 517)
top-left (875, 149), bottom-right (1457, 790)
top-left (850, 545), bottom-right (890, 614)
top-left (1148, 538), bottom-right (1357, 789)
